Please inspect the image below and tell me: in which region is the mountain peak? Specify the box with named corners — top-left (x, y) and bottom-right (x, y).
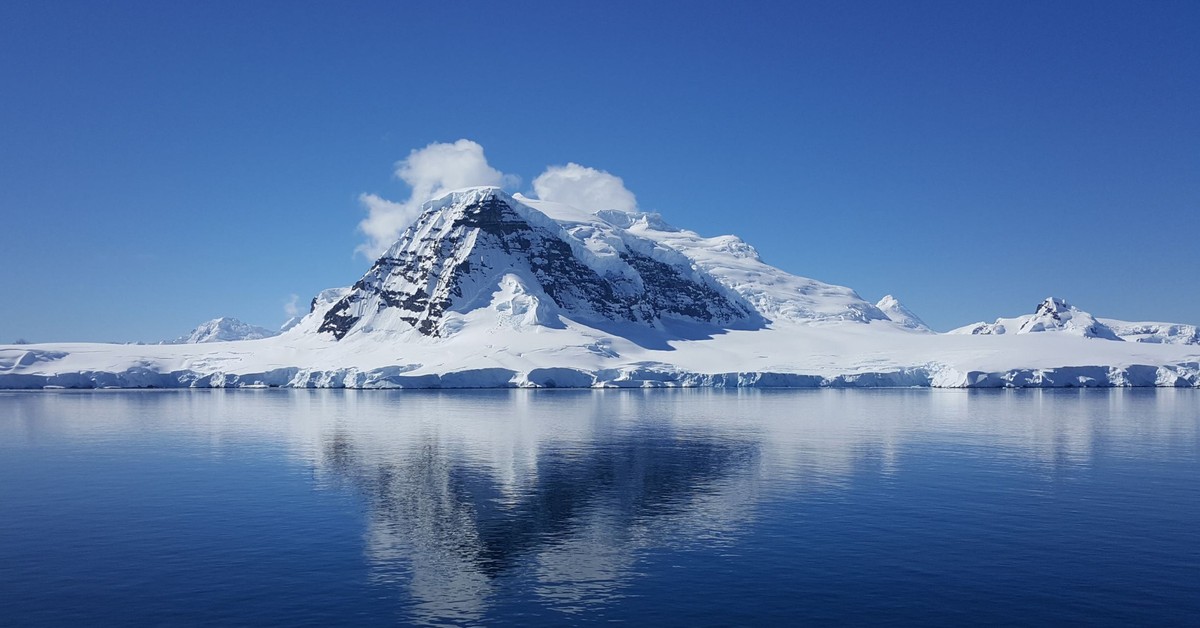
top-left (1018, 297), bottom-right (1119, 339)
top-left (169, 317), bottom-right (279, 344)
top-left (1033, 296), bottom-right (1072, 318)
top-left (875, 295), bottom-right (931, 331)
top-left (427, 185), bottom-right (508, 206)
top-left (950, 297), bottom-right (1121, 340)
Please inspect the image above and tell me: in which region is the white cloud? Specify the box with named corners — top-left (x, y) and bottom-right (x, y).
top-left (356, 193), bottom-right (412, 258)
top-left (532, 163), bottom-right (638, 213)
top-left (357, 139), bottom-right (517, 257)
top-left (283, 293), bottom-right (301, 319)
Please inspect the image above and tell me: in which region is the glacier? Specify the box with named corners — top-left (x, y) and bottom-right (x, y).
top-left (2, 188), bottom-right (1198, 389)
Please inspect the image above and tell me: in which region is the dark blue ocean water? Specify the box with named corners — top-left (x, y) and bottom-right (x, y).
top-left (1, 389), bottom-right (1197, 626)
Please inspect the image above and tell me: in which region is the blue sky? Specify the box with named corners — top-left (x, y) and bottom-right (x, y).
top-left (2, 0), bottom-right (1197, 342)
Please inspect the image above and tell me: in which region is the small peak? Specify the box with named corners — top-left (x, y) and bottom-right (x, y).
top-left (1015, 296), bottom-right (1120, 340)
top-left (418, 187), bottom-right (518, 220)
top-left (595, 209), bottom-right (678, 232)
top-left (875, 294), bottom-right (931, 331)
top-left (428, 185), bottom-right (507, 203)
top-left (1035, 297), bottom-right (1072, 316)
top-left (170, 317), bottom-right (279, 344)
top-left (876, 294), bottom-right (900, 309)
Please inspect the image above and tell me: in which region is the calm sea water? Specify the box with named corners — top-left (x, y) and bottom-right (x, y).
top-left (1, 389), bottom-right (1197, 626)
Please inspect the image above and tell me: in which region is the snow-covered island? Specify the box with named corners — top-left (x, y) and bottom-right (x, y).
top-left (2, 188), bottom-right (1197, 389)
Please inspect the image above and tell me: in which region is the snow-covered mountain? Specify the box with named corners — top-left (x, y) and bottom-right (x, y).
top-left (950, 298), bottom-right (1198, 345)
top-left (1, 188), bottom-right (1197, 389)
top-left (949, 298), bottom-right (1121, 340)
top-left (318, 188), bottom-right (764, 340)
top-left (875, 295), bottom-right (931, 332)
top-left (316, 188), bottom-right (887, 341)
top-left (168, 317), bottom-right (280, 344)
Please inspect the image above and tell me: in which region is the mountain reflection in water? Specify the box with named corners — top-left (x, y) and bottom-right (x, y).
top-left (319, 395), bottom-right (761, 622)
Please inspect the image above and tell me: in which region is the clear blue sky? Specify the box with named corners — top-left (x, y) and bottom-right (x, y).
top-left (2, 0), bottom-right (1197, 342)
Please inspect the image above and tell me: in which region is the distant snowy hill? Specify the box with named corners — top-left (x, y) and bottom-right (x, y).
top-left (949, 298), bottom-right (1120, 340)
top-left (1, 189), bottom-right (1197, 389)
top-left (168, 317), bottom-right (279, 344)
top-left (875, 295), bottom-right (931, 332)
top-left (950, 298), bottom-right (1198, 345)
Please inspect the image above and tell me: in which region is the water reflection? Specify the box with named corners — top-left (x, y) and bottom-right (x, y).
top-left (318, 397), bottom-right (761, 622)
top-left (1, 389), bottom-right (1196, 623)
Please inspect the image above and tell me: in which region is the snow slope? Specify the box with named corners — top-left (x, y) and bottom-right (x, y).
top-left (584, 204), bottom-right (889, 325)
top-left (2, 189), bottom-right (1197, 389)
